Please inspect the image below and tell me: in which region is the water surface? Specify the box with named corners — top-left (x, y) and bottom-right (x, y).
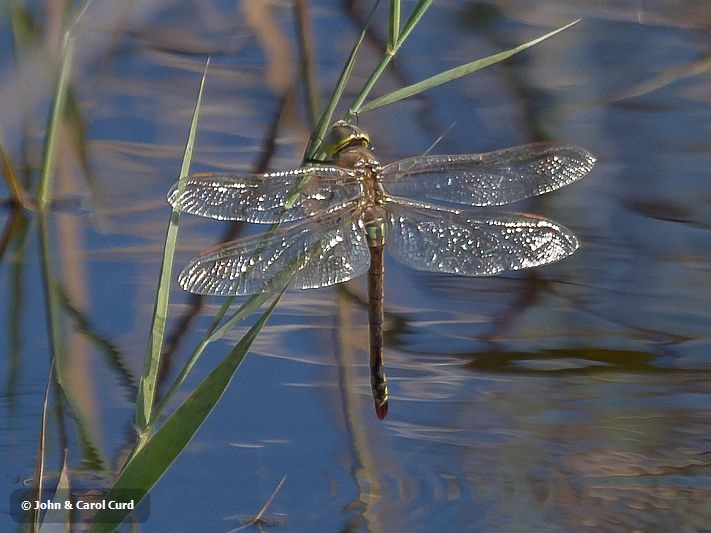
top-left (1, 1), bottom-right (710, 531)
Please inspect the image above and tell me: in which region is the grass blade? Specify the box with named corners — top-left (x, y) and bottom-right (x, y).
top-left (357, 19), bottom-right (581, 114)
top-left (387, 0), bottom-right (400, 50)
top-left (346, 0), bottom-right (433, 120)
top-left (89, 293), bottom-right (283, 532)
top-left (304, 0), bottom-right (381, 161)
top-left (34, 27), bottom-right (74, 506)
top-left (396, 0), bottom-right (434, 48)
top-left (147, 292), bottom-right (271, 430)
top-left (36, 35), bottom-right (74, 209)
top-left (135, 58), bottom-right (210, 434)
top-left (206, 292), bottom-right (274, 344)
top-left (35, 0), bottom-right (91, 208)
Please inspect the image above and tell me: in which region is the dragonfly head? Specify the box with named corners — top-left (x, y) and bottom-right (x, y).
top-left (323, 120), bottom-right (372, 160)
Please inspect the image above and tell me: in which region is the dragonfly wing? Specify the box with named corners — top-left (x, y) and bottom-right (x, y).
top-left (380, 143), bottom-right (595, 206)
top-left (385, 201), bottom-right (579, 276)
top-left (168, 166), bottom-right (362, 223)
top-left (179, 209), bottom-right (370, 296)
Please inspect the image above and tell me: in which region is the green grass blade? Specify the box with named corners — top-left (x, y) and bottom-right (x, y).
top-left (35, 38), bottom-right (72, 496)
top-left (36, 35), bottom-right (74, 208)
top-left (206, 292), bottom-right (274, 344)
top-left (396, 0), bottom-right (433, 48)
top-left (147, 292), bottom-right (269, 430)
top-left (88, 293), bottom-right (283, 532)
top-left (304, 0), bottom-right (381, 162)
top-left (302, 36), bottom-right (359, 161)
top-left (34, 12), bottom-right (88, 435)
top-left (135, 58), bottom-right (210, 434)
top-left (150, 284), bottom-right (278, 432)
top-left (346, 0), bottom-right (433, 120)
top-left (387, 0), bottom-right (400, 51)
top-left (34, 0), bottom-right (91, 208)
top-left (357, 19), bottom-right (581, 114)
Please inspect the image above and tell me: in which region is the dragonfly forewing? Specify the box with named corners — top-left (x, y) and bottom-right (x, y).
top-left (381, 143), bottom-right (595, 207)
top-left (178, 208), bottom-right (371, 296)
top-left (168, 166), bottom-right (362, 223)
top-left (385, 200), bottom-right (579, 276)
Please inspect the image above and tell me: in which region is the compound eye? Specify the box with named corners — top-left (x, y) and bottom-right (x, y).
top-left (323, 121), bottom-right (371, 158)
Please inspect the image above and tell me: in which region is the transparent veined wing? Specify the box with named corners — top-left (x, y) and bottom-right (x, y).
top-left (381, 143), bottom-right (595, 207)
top-left (385, 200), bottom-right (579, 276)
top-left (168, 166), bottom-right (362, 223)
top-left (178, 208), bottom-right (370, 296)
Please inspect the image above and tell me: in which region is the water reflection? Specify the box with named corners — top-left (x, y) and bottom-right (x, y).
top-left (1, 1), bottom-right (710, 531)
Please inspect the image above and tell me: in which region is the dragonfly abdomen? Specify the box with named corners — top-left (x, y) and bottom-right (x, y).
top-left (367, 241), bottom-right (388, 420)
top-left (363, 205), bottom-right (389, 419)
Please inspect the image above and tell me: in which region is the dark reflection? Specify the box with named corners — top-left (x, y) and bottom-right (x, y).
top-left (456, 2), bottom-right (502, 29)
top-left (465, 347), bottom-right (707, 375)
top-left (625, 198), bottom-right (698, 225)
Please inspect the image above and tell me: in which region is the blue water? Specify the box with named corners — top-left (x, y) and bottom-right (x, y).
top-left (1, 1), bottom-right (710, 531)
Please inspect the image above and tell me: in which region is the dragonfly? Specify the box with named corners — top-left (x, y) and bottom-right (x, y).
top-left (168, 121), bottom-right (595, 420)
